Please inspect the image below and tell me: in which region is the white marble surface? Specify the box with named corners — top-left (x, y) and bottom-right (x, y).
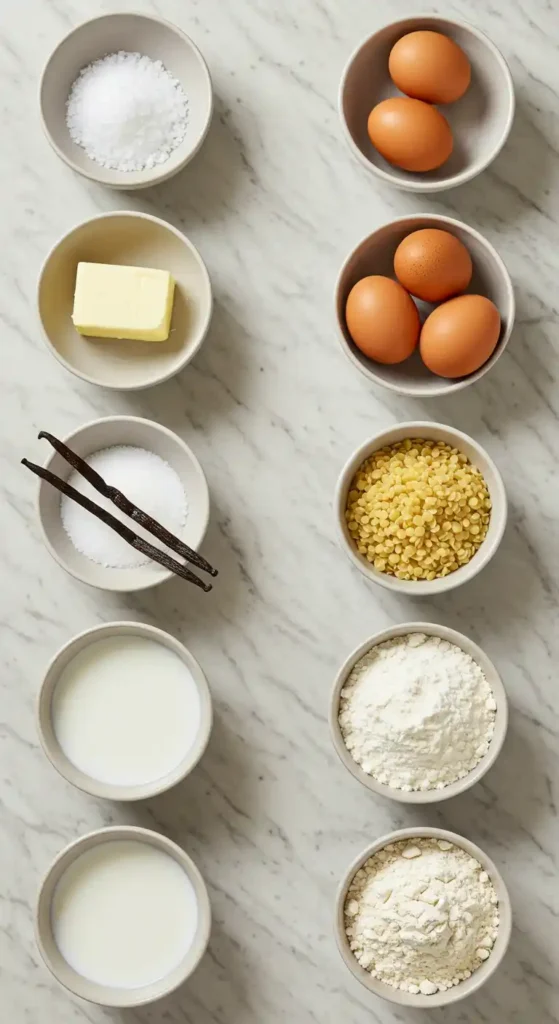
top-left (0, 0), bottom-right (558, 1021)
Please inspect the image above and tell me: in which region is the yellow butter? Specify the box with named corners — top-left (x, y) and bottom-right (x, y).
top-left (72, 262), bottom-right (176, 342)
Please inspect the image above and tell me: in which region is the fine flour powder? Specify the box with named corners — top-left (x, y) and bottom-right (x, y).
top-left (339, 633), bottom-right (496, 791)
top-left (345, 838), bottom-right (500, 994)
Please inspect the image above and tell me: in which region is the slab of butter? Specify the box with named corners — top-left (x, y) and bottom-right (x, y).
top-left (72, 262), bottom-right (176, 342)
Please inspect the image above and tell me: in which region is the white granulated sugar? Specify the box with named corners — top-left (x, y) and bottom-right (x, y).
top-left (66, 51), bottom-right (189, 171)
top-left (345, 838), bottom-right (500, 994)
top-left (61, 446), bottom-right (188, 569)
top-left (339, 633), bottom-right (496, 792)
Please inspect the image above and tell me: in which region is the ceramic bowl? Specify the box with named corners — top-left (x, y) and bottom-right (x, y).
top-left (35, 826), bottom-right (211, 1007)
top-left (37, 621), bottom-right (213, 800)
top-left (35, 415), bottom-right (211, 592)
top-left (339, 15), bottom-right (514, 192)
top-left (329, 621), bottom-right (508, 803)
top-left (335, 214), bottom-right (515, 397)
top-left (335, 827), bottom-right (512, 1007)
top-left (334, 421), bottom-right (507, 595)
top-left (40, 12), bottom-right (213, 189)
top-left (38, 211), bottom-right (212, 391)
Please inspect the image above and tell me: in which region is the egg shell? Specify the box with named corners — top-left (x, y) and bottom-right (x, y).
top-left (388, 30), bottom-right (471, 105)
top-left (367, 98), bottom-right (453, 173)
top-left (420, 294), bottom-right (501, 378)
top-left (346, 276), bottom-right (420, 365)
top-left (394, 229), bottom-right (473, 302)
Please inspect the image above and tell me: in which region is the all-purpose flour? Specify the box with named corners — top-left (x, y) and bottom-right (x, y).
top-left (344, 838), bottom-right (500, 994)
top-left (339, 633), bottom-right (496, 791)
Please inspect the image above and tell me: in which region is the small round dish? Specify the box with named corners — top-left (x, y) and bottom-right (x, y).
top-left (329, 621), bottom-right (507, 803)
top-left (38, 211), bottom-right (212, 391)
top-left (335, 827), bottom-right (512, 1007)
top-left (334, 421), bottom-right (507, 595)
top-left (36, 415), bottom-right (210, 592)
top-left (40, 12), bottom-right (213, 189)
top-left (335, 214), bottom-right (515, 398)
top-left (339, 15), bottom-right (514, 192)
top-left (37, 621), bottom-right (213, 801)
top-left (35, 826), bottom-right (211, 1007)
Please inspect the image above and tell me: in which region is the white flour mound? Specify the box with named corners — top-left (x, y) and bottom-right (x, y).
top-left (344, 838), bottom-right (500, 995)
top-left (339, 633), bottom-right (496, 791)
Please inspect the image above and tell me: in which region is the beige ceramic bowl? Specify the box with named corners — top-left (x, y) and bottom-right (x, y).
top-left (335, 214), bottom-right (515, 397)
top-left (329, 621), bottom-right (507, 803)
top-left (37, 621), bottom-right (212, 801)
top-left (36, 415), bottom-right (210, 592)
top-left (335, 421), bottom-right (507, 595)
top-left (36, 826), bottom-right (211, 1007)
top-left (38, 211), bottom-right (212, 390)
top-left (40, 13), bottom-right (213, 188)
top-left (335, 827), bottom-right (512, 1007)
top-left (339, 15), bottom-right (515, 192)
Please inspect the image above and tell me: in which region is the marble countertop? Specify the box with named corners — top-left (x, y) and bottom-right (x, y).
top-left (1, 0), bottom-right (558, 1021)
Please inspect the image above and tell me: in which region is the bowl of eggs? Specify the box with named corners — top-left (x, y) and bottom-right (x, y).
top-left (339, 15), bottom-right (515, 192)
top-left (335, 214), bottom-right (514, 397)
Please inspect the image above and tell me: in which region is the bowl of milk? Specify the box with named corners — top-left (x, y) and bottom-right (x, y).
top-left (36, 826), bottom-right (211, 1006)
top-left (37, 621), bottom-right (212, 800)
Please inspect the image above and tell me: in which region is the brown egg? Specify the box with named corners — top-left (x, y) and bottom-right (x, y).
top-left (394, 229), bottom-right (473, 302)
top-left (420, 295), bottom-right (501, 378)
top-left (367, 98), bottom-right (453, 172)
top-left (389, 30), bottom-right (471, 104)
top-left (345, 276), bottom-right (420, 364)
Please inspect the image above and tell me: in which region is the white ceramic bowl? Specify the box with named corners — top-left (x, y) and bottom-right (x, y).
top-left (335, 421), bottom-right (507, 595)
top-left (37, 621), bottom-right (213, 800)
top-left (335, 214), bottom-right (515, 397)
top-left (40, 13), bottom-right (213, 189)
top-left (36, 826), bottom-right (211, 1007)
top-left (35, 415), bottom-right (211, 593)
top-left (339, 15), bottom-right (515, 192)
top-left (329, 621), bottom-right (507, 803)
top-left (38, 211), bottom-right (213, 391)
top-left (335, 827), bottom-right (512, 1007)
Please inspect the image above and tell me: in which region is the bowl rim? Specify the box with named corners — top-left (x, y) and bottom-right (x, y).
top-left (35, 825), bottom-right (212, 1007)
top-left (36, 209), bottom-right (213, 391)
top-left (329, 620), bottom-right (508, 803)
top-left (36, 620), bottom-right (213, 801)
top-left (334, 826), bottom-right (512, 1007)
top-left (334, 420), bottom-right (508, 595)
top-left (35, 414), bottom-right (211, 593)
top-left (338, 13), bottom-right (516, 193)
top-left (39, 11), bottom-right (214, 189)
top-left (334, 213), bottom-right (516, 397)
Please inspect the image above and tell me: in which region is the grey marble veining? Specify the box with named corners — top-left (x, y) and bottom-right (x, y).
top-left (0, 0), bottom-right (558, 1021)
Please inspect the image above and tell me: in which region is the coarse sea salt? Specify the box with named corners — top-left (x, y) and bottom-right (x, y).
top-left (66, 51), bottom-right (189, 172)
top-left (60, 445), bottom-right (188, 569)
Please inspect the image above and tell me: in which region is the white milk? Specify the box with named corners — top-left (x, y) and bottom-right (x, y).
top-left (52, 840), bottom-right (198, 988)
top-left (52, 635), bottom-right (202, 786)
